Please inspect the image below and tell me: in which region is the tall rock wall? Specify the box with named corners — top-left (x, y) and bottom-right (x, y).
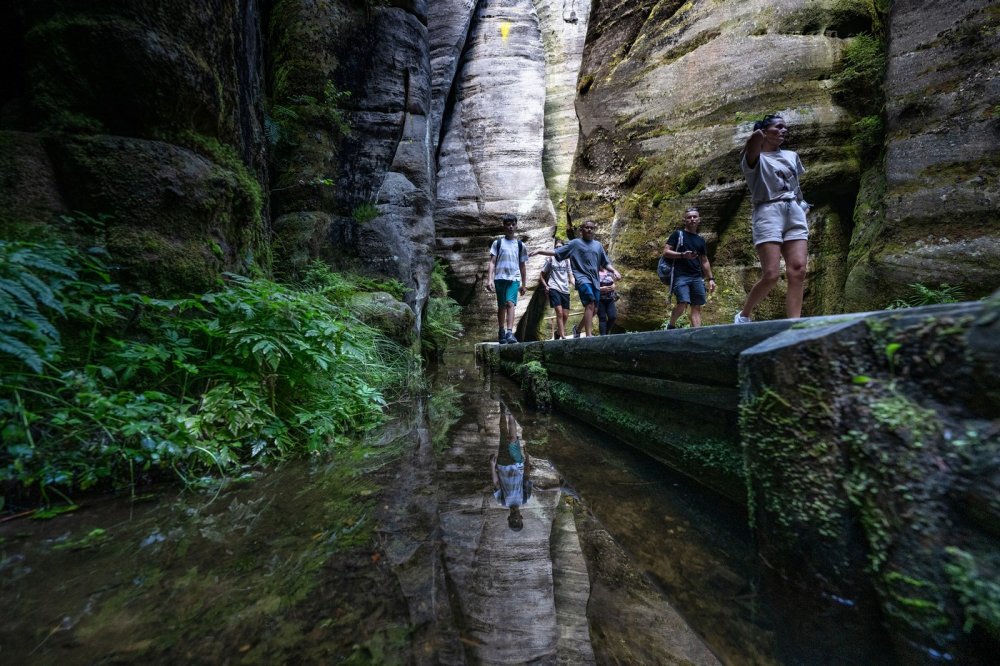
top-left (844, 0), bottom-right (1000, 310)
top-left (435, 0), bottom-right (590, 340)
top-left (267, 1), bottom-right (436, 319)
top-left (569, 0), bottom-right (866, 330)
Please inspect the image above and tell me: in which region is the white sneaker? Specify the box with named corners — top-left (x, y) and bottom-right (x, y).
top-left (734, 312), bottom-right (752, 324)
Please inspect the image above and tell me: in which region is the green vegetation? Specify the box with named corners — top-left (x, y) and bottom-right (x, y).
top-left (944, 547), bottom-right (1000, 636)
top-left (421, 261), bottom-right (463, 358)
top-left (351, 202), bottom-right (380, 225)
top-left (1, 240), bottom-right (419, 505)
top-left (266, 80), bottom-right (352, 146)
top-left (886, 283), bottom-right (965, 309)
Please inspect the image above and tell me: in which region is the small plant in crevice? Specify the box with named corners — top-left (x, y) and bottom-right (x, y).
top-left (351, 202), bottom-right (380, 225)
top-left (0, 239), bottom-right (420, 507)
top-left (886, 283), bottom-right (966, 310)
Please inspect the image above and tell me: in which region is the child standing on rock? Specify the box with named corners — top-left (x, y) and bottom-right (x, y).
top-left (485, 213), bottom-right (528, 344)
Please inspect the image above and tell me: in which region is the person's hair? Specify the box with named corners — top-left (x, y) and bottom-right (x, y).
top-left (554, 239), bottom-right (564, 247)
top-left (753, 114), bottom-right (783, 132)
top-left (508, 506), bottom-right (523, 531)
top-left (501, 213), bottom-right (517, 225)
top-left (683, 207), bottom-right (699, 216)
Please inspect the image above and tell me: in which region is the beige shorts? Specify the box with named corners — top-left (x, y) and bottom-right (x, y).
top-left (752, 199), bottom-right (809, 245)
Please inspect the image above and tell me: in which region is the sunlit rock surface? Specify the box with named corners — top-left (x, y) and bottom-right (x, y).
top-left (435, 1), bottom-right (552, 340)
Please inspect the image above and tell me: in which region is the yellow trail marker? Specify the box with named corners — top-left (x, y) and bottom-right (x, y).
top-left (500, 21), bottom-right (512, 41)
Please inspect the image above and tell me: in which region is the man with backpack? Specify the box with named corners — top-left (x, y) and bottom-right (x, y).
top-left (663, 207), bottom-right (716, 329)
top-left (485, 213), bottom-right (528, 344)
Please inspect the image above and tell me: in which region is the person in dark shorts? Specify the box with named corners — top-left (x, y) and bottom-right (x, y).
top-left (597, 267), bottom-right (618, 335)
top-left (664, 207), bottom-right (716, 329)
top-left (531, 222), bottom-right (620, 338)
top-left (539, 240), bottom-right (574, 339)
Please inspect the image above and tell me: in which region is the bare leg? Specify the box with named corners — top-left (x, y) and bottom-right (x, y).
top-left (581, 302), bottom-right (597, 337)
top-left (496, 306), bottom-right (505, 334)
top-left (781, 240), bottom-right (808, 319)
top-left (738, 242), bottom-right (782, 318)
top-left (560, 307), bottom-right (569, 336)
top-left (669, 301), bottom-right (687, 327)
top-left (553, 305), bottom-right (566, 337)
top-left (504, 301), bottom-right (516, 331)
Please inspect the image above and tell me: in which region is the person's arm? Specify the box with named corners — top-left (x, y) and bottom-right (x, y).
top-left (485, 254), bottom-right (497, 292)
top-left (530, 249), bottom-right (555, 257)
top-left (539, 261), bottom-right (551, 292)
top-left (599, 274), bottom-right (615, 295)
top-left (490, 453), bottom-right (499, 488)
top-left (743, 128), bottom-right (766, 168)
top-left (518, 261), bottom-right (527, 295)
top-left (701, 255), bottom-right (716, 293)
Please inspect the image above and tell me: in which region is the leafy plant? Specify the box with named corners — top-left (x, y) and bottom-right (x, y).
top-left (1, 240), bottom-right (420, 505)
top-left (351, 203), bottom-right (379, 225)
top-left (886, 283), bottom-right (965, 310)
top-left (421, 261), bottom-right (463, 357)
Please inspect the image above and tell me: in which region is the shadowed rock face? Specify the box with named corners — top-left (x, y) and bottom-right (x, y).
top-left (844, 0), bottom-right (1000, 310)
top-left (2, 0), bottom-right (269, 293)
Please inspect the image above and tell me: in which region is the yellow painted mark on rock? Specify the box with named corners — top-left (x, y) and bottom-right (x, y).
top-left (500, 22), bottom-right (512, 42)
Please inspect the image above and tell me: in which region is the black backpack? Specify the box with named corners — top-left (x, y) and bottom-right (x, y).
top-left (492, 237), bottom-right (527, 259)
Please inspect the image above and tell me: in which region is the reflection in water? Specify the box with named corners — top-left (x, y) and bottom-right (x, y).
top-left (4, 351), bottom-right (876, 664)
top-left (491, 405), bottom-right (530, 530)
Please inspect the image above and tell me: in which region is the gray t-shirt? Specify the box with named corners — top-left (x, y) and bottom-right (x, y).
top-left (553, 238), bottom-right (610, 288)
top-left (542, 256), bottom-right (572, 294)
top-left (741, 149), bottom-right (805, 205)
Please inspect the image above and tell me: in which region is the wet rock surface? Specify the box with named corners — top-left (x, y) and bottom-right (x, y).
top-left (740, 300), bottom-right (1000, 661)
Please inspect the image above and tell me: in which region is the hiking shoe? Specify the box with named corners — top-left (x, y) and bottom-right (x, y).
top-left (667, 324), bottom-right (677, 330)
top-left (504, 331), bottom-right (518, 344)
top-left (572, 325), bottom-right (580, 339)
top-left (734, 312), bottom-right (752, 324)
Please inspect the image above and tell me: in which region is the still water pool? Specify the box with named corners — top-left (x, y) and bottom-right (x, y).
top-left (1, 351), bottom-right (892, 664)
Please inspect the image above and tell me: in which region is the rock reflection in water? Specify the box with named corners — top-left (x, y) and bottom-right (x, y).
top-left (2, 356), bottom-right (724, 664)
top-left (433, 381), bottom-right (720, 665)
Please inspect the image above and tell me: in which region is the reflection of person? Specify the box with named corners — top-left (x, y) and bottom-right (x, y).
top-left (485, 213), bottom-right (528, 344)
top-left (531, 222), bottom-right (620, 338)
top-left (734, 114), bottom-right (810, 324)
top-left (490, 407), bottom-right (532, 530)
top-left (540, 240), bottom-right (574, 339)
top-left (597, 267), bottom-right (618, 335)
top-left (665, 208), bottom-right (715, 329)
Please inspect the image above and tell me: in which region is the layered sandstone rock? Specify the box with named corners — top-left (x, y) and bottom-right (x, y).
top-left (844, 0), bottom-right (1000, 310)
top-left (569, 0), bottom-right (865, 330)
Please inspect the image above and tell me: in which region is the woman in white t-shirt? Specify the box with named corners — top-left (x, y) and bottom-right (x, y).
top-left (733, 114), bottom-right (811, 324)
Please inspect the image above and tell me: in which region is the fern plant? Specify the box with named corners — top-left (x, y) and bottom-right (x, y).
top-left (886, 283), bottom-right (965, 310)
top-left (1, 242), bottom-right (421, 504)
top-left (0, 241), bottom-right (77, 372)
